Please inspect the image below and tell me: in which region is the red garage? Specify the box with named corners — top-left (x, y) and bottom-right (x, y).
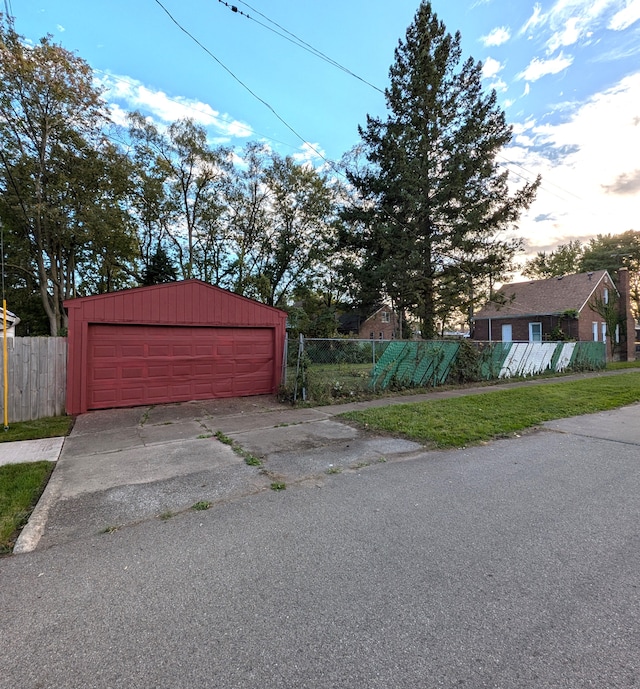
top-left (65, 280), bottom-right (287, 415)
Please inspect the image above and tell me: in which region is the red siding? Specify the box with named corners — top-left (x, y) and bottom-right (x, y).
top-left (65, 280), bottom-right (287, 414)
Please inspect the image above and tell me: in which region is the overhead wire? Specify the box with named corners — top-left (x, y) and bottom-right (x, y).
top-left (154, 0), bottom-right (600, 278)
top-left (153, 0), bottom-right (335, 172)
top-left (497, 152), bottom-right (583, 201)
top-left (216, 0), bottom-right (385, 95)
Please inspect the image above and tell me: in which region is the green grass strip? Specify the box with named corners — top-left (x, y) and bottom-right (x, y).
top-left (340, 372), bottom-right (640, 448)
top-left (0, 461), bottom-right (54, 553)
top-left (0, 416), bottom-right (73, 443)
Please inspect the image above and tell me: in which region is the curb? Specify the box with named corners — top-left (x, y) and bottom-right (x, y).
top-left (13, 439), bottom-right (66, 554)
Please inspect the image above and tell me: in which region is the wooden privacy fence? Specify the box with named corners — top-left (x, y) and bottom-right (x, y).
top-left (0, 337), bottom-right (67, 423)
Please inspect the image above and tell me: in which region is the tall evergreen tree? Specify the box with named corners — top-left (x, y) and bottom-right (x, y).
top-left (342, 1), bottom-right (539, 337)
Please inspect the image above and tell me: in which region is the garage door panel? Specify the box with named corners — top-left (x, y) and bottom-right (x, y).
top-left (87, 325), bottom-right (275, 410)
top-left (121, 344), bottom-right (145, 357)
top-left (94, 367), bottom-right (117, 380)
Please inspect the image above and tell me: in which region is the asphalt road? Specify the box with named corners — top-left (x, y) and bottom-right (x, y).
top-left (1, 408), bottom-right (639, 688)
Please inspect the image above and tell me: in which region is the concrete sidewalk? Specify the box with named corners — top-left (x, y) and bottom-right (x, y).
top-left (0, 436), bottom-right (65, 467)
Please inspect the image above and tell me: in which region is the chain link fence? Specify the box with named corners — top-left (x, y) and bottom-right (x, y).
top-left (282, 337), bottom-right (393, 403)
top-left (281, 337), bottom-right (606, 404)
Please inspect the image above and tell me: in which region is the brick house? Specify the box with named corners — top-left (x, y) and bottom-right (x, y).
top-left (472, 269), bottom-right (636, 361)
top-left (338, 304), bottom-right (399, 340)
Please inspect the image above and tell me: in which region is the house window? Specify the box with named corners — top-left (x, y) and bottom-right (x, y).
top-left (601, 322), bottom-right (607, 344)
top-left (603, 288), bottom-right (609, 305)
top-left (379, 332), bottom-right (384, 340)
top-left (592, 322), bottom-right (598, 341)
top-left (369, 331), bottom-right (374, 340)
top-left (615, 324), bottom-right (620, 344)
top-left (381, 311), bottom-right (390, 323)
top-left (501, 324), bottom-right (512, 342)
top-left (529, 322), bottom-right (542, 342)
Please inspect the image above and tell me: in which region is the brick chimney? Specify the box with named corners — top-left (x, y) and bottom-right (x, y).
top-left (617, 267), bottom-right (636, 361)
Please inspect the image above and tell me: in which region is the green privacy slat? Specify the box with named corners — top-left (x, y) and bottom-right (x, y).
top-left (370, 339), bottom-right (605, 392)
top-left (370, 341), bottom-right (460, 389)
top-left (569, 342), bottom-right (606, 370)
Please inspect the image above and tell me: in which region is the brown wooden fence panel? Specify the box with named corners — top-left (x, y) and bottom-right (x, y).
top-left (0, 337), bottom-right (67, 422)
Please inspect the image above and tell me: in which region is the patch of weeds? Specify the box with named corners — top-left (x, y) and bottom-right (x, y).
top-left (192, 501), bottom-right (212, 511)
top-left (197, 433), bottom-right (213, 439)
top-left (244, 454), bottom-right (262, 466)
top-left (160, 421), bottom-right (173, 426)
top-left (275, 423), bottom-right (289, 428)
top-left (214, 430), bottom-right (233, 445)
top-left (270, 482), bottom-right (286, 491)
top-left (351, 461), bottom-right (370, 470)
top-left (139, 407), bottom-right (153, 426)
top-left (215, 430), bottom-right (263, 467)
top-left (100, 525), bottom-right (120, 534)
top-left (326, 466), bottom-right (343, 475)
top-left (158, 511), bottom-right (175, 521)
top-left (377, 457), bottom-right (387, 463)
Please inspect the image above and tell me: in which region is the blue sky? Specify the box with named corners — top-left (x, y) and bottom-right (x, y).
top-left (13, 0), bottom-right (640, 265)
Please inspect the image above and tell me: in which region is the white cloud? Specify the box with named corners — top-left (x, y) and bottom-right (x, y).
top-left (515, 133), bottom-right (536, 147)
top-left (292, 142), bottom-right (326, 166)
top-left (547, 16), bottom-right (582, 51)
top-left (520, 0), bottom-right (625, 51)
top-left (482, 57), bottom-right (503, 79)
top-left (490, 78), bottom-right (508, 93)
top-left (609, 0), bottom-right (640, 30)
top-left (521, 3), bottom-right (544, 33)
top-left (97, 73), bottom-right (253, 140)
top-left (481, 26), bottom-right (511, 46)
top-left (523, 82), bottom-right (531, 97)
top-left (56, 24), bottom-right (65, 33)
top-left (509, 71), bottom-right (640, 257)
top-left (518, 53), bottom-right (573, 81)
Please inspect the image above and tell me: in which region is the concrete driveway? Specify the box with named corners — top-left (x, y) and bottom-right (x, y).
top-left (16, 395), bottom-right (423, 552)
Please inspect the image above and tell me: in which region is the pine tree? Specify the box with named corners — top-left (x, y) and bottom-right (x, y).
top-left (343, 1), bottom-right (539, 338)
top-left (141, 245), bottom-right (178, 286)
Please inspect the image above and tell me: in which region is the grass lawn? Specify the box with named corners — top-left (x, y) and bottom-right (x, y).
top-left (0, 460), bottom-right (54, 553)
top-left (0, 416), bottom-right (73, 443)
top-left (340, 372), bottom-right (640, 448)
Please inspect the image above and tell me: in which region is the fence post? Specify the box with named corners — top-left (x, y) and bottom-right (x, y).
top-left (294, 333), bottom-right (306, 403)
top-left (281, 336), bottom-right (288, 386)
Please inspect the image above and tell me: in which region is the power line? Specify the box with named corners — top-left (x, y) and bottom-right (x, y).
top-left (148, 2), bottom-right (577, 275)
top-left (212, 2), bottom-right (604, 236)
top-left (216, 0), bottom-right (385, 95)
top-left (498, 152), bottom-right (583, 201)
top-left (153, 0), bottom-right (334, 170)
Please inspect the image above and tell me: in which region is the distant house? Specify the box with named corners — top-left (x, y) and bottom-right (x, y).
top-left (338, 304), bottom-right (399, 340)
top-left (0, 308), bottom-right (20, 338)
top-left (472, 269), bottom-right (636, 361)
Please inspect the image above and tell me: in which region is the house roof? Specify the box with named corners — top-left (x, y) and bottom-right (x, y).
top-left (474, 270), bottom-right (616, 320)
